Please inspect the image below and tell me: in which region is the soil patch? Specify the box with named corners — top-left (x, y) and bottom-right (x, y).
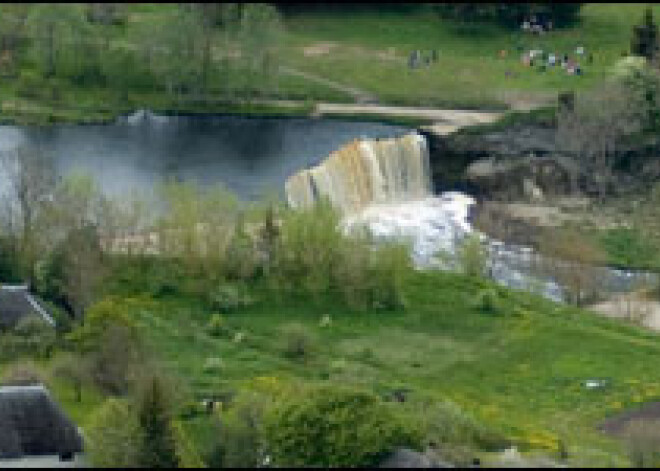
top-left (600, 401), bottom-right (660, 436)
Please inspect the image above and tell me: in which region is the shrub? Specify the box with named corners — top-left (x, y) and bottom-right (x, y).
top-left (203, 357), bottom-right (224, 375)
top-left (457, 234), bottom-right (488, 278)
top-left (85, 398), bottom-right (143, 468)
top-left (210, 390), bottom-right (272, 468)
top-left (0, 360), bottom-right (43, 386)
top-left (420, 401), bottom-right (508, 455)
top-left (279, 323), bottom-right (317, 360)
top-left (472, 288), bottom-right (501, 314)
top-left (206, 313), bottom-right (228, 338)
top-left (264, 384), bottom-right (422, 467)
top-left (207, 283), bottom-right (253, 313)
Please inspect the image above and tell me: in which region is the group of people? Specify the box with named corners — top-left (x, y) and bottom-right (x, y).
top-left (499, 45), bottom-right (592, 78)
top-left (408, 49), bottom-right (438, 69)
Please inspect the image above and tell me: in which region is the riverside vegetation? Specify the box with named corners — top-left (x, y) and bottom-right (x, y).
top-left (0, 166), bottom-right (660, 466)
top-left (5, 2), bottom-right (660, 469)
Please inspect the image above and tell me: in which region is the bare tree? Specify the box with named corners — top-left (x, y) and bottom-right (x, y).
top-left (556, 79), bottom-right (647, 199)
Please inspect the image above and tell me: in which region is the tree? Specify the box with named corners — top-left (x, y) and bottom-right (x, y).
top-left (238, 3), bottom-right (283, 96)
top-left (536, 226), bottom-right (606, 306)
top-left (0, 145), bottom-right (56, 286)
top-left (25, 4), bottom-right (87, 79)
top-left (137, 375), bottom-right (180, 468)
top-left (68, 297), bottom-right (144, 394)
top-left (556, 79), bottom-right (648, 199)
top-left (0, 4), bottom-right (31, 76)
top-left (265, 384), bottom-right (421, 467)
top-left (435, 3), bottom-right (582, 28)
top-left (51, 353), bottom-right (91, 404)
top-left (86, 398), bottom-right (143, 468)
top-left (632, 7), bottom-right (659, 62)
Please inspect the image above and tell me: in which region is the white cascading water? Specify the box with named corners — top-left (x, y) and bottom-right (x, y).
top-left (286, 133), bottom-right (431, 213)
top-left (285, 132), bottom-right (654, 303)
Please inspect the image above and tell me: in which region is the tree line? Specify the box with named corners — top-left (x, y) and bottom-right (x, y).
top-left (0, 3), bottom-right (284, 103)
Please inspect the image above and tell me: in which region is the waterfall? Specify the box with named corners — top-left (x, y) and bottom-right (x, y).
top-left (285, 132), bottom-right (432, 213)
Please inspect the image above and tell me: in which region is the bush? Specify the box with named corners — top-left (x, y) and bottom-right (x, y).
top-left (207, 283), bottom-right (254, 313)
top-left (472, 288), bottom-right (501, 314)
top-left (420, 401), bottom-right (508, 458)
top-left (86, 398), bottom-right (143, 468)
top-left (0, 360), bottom-right (43, 386)
top-left (279, 323), bottom-right (317, 360)
top-left (457, 234), bottom-right (488, 278)
top-left (206, 313), bottom-right (229, 338)
top-left (210, 390), bottom-right (272, 468)
top-left (264, 384), bottom-right (422, 467)
top-left (202, 357), bottom-right (224, 375)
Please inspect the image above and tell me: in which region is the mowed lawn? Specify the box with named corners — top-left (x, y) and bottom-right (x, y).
top-left (279, 4), bottom-right (660, 108)
top-left (107, 270), bottom-right (660, 465)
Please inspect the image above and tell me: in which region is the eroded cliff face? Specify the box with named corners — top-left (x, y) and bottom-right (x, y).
top-left (424, 123), bottom-right (660, 202)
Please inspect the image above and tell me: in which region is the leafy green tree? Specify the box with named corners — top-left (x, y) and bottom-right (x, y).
top-left (137, 375), bottom-right (180, 468)
top-left (85, 398), bottom-right (143, 468)
top-left (265, 384), bottom-right (422, 467)
top-left (25, 3), bottom-right (87, 78)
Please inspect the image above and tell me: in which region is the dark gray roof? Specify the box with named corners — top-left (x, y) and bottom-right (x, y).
top-left (0, 285), bottom-right (54, 330)
top-left (0, 385), bottom-right (83, 459)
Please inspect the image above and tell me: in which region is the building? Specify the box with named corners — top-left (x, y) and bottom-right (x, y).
top-left (0, 285), bottom-right (55, 331)
top-left (0, 384), bottom-right (84, 466)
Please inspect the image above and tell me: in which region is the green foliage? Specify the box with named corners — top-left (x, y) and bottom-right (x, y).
top-left (279, 322), bottom-right (317, 361)
top-left (472, 288), bottom-right (501, 315)
top-left (435, 3), bottom-right (582, 28)
top-left (206, 313), bottom-right (228, 338)
top-left (457, 234), bottom-right (488, 278)
top-left (207, 283), bottom-right (254, 313)
top-left (264, 384), bottom-right (422, 467)
top-left (86, 398), bottom-right (143, 468)
top-left (0, 316), bottom-right (56, 361)
top-left (420, 401), bottom-right (508, 456)
top-left (172, 420), bottom-right (207, 468)
top-left (210, 389), bottom-right (272, 468)
top-left (137, 375), bottom-right (181, 468)
top-left (598, 227), bottom-right (660, 270)
top-left (270, 202), bottom-right (411, 310)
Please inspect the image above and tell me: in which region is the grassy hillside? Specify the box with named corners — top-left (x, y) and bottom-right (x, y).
top-left (280, 4), bottom-right (660, 108)
top-left (0, 4), bottom-right (656, 124)
top-left (57, 268), bottom-right (660, 465)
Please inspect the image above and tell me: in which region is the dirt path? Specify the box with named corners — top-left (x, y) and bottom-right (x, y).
top-left (279, 65), bottom-right (378, 104)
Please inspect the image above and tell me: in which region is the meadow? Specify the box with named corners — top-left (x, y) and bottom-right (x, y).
top-left (42, 266), bottom-right (660, 465)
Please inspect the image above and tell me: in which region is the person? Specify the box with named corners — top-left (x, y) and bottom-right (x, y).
top-left (431, 49), bottom-right (438, 62)
top-left (575, 64), bottom-right (582, 75)
top-left (548, 53), bottom-right (556, 66)
top-left (588, 53), bottom-right (594, 64)
top-left (576, 46), bottom-right (585, 56)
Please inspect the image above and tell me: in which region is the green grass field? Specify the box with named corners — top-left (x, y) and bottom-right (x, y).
top-left (53, 269), bottom-right (660, 465)
top-left (0, 3), bottom-right (655, 124)
top-left (280, 4), bottom-right (660, 108)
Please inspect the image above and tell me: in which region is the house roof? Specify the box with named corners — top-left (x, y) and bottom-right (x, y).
top-left (0, 385), bottom-right (83, 459)
top-left (0, 285), bottom-right (55, 330)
